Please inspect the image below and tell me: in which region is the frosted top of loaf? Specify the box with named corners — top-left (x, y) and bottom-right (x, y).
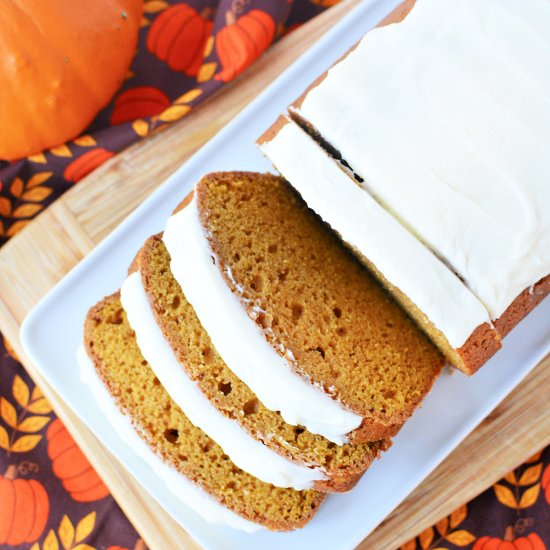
top-left (293, 0), bottom-right (550, 320)
top-left (260, 118), bottom-right (491, 348)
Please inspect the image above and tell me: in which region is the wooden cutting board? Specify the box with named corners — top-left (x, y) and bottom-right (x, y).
top-left (0, 1), bottom-right (548, 548)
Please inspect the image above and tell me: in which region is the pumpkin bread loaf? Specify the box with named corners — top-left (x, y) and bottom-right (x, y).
top-left (84, 294), bottom-right (325, 531)
top-left (288, 0), bottom-right (550, 346)
top-left (191, 172), bottom-right (444, 443)
top-left (135, 233), bottom-right (390, 492)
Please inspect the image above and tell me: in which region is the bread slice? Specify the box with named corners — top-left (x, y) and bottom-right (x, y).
top-left (288, 0), bottom-right (550, 341)
top-left (134, 233), bottom-right (389, 492)
top-left (83, 294), bottom-right (325, 531)
top-left (168, 172), bottom-right (444, 444)
top-left (258, 116), bottom-right (501, 375)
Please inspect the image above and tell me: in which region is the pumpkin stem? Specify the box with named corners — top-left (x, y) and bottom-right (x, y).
top-left (504, 525), bottom-right (515, 541)
top-left (17, 460), bottom-right (39, 476)
top-left (201, 7), bottom-right (214, 20)
top-left (225, 10), bottom-right (236, 26)
top-left (4, 464), bottom-right (17, 480)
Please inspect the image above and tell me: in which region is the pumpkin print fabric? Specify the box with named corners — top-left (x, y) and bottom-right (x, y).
top-left (0, 0), bottom-right (548, 548)
top-left (401, 449), bottom-right (550, 549)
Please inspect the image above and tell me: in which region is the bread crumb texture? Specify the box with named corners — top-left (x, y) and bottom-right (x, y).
top-left (84, 294), bottom-right (325, 531)
top-left (196, 172), bottom-right (444, 429)
top-left (139, 234), bottom-right (389, 491)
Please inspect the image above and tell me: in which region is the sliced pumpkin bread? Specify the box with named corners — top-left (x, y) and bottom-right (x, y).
top-left (135, 233), bottom-right (389, 492)
top-left (258, 116), bottom-right (502, 375)
top-left (179, 172), bottom-right (444, 443)
top-left (83, 294), bottom-right (325, 531)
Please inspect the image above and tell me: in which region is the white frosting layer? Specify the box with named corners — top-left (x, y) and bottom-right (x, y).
top-left (77, 345), bottom-right (261, 533)
top-left (120, 271), bottom-right (326, 489)
top-left (260, 119), bottom-right (491, 348)
top-left (163, 198), bottom-right (362, 445)
top-left (294, 0), bottom-right (550, 320)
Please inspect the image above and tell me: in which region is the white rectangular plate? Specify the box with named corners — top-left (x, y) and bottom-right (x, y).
top-left (21, 1), bottom-right (550, 549)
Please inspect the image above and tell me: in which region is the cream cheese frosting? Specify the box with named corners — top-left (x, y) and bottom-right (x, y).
top-left (163, 197), bottom-right (362, 445)
top-left (292, 0), bottom-right (550, 320)
top-left (120, 271), bottom-right (326, 489)
top-left (77, 345), bottom-right (262, 533)
top-left (260, 118), bottom-right (491, 349)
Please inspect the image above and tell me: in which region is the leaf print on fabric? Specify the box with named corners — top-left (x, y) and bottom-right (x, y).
top-left (143, 0), bottom-right (170, 14)
top-left (27, 152), bottom-right (47, 164)
top-left (158, 104), bottom-right (192, 122)
top-left (445, 530), bottom-right (476, 546)
top-left (73, 135), bottom-right (97, 148)
top-left (1, 397), bottom-right (17, 428)
top-left (197, 61), bottom-right (218, 82)
top-left (12, 203), bottom-right (44, 218)
top-left (0, 171), bottom-right (54, 239)
top-left (147, 3), bottom-right (213, 76)
top-left (49, 145), bottom-right (73, 158)
top-left (214, 9), bottom-right (276, 83)
top-left (27, 385), bottom-right (53, 415)
top-left (495, 483), bottom-right (519, 508)
top-left (520, 464), bottom-right (544, 486)
top-left (46, 419), bottom-right (109, 502)
top-left (494, 456), bottom-right (543, 511)
top-left (401, 502), bottom-right (474, 550)
top-left (132, 119), bottom-right (150, 138)
top-left (31, 511), bottom-right (96, 550)
top-left (0, 377), bottom-right (53, 454)
top-left (0, 196), bottom-right (12, 217)
top-left (175, 88), bottom-right (203, 103)
top-left (418, 526), bottom-right (434, 548)
top-left (519, 484), bottom-right (541, 509)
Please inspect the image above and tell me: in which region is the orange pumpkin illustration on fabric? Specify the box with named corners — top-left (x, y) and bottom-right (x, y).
top-left (310, 0), bottom-right (341, 6)
top-left (147, 3), bottom-right (213, 76)
top-left (110, 86), bottom-right (171, 126)
top-left (542, 463), bottom-right (550, 504)
top-left (473, 531), bottom-right (546, 550)
top-left (0, 465), bottom-right (49, 546)
top-left (46, 419), bottom-right (109, 502)
top-left (64, 148), bottom-right (115, 183)
top-left (215, 9), bottom-right (276, 83)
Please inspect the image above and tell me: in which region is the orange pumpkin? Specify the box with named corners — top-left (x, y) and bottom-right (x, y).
top-left (64, 148), bottom-right (115, 183)
top-left (110, 86), bottom-right (171, 126)
top-left (543, 463), bottom-right (550, 504)
top-left (215, 10), bottom-right (276, 83)
top-left (0, 0), bottom-right (143, 161)
top-left (0, 465), bottom-right (49, 546)
top-left (473, 532), bottom-right (546, 550)
top-left (310, 0), bottom-right (341, 6)
top-left (147, 4), bottom-right (213, 76)
top-left (46, 418), bottom-right (109, 502)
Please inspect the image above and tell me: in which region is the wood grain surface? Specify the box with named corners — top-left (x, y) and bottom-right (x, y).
top-left (0, 1), bottom-right (548, 548)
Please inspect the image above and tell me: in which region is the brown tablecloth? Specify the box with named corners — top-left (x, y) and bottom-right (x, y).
top-left (0, 1), bottom-right (548, 548)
